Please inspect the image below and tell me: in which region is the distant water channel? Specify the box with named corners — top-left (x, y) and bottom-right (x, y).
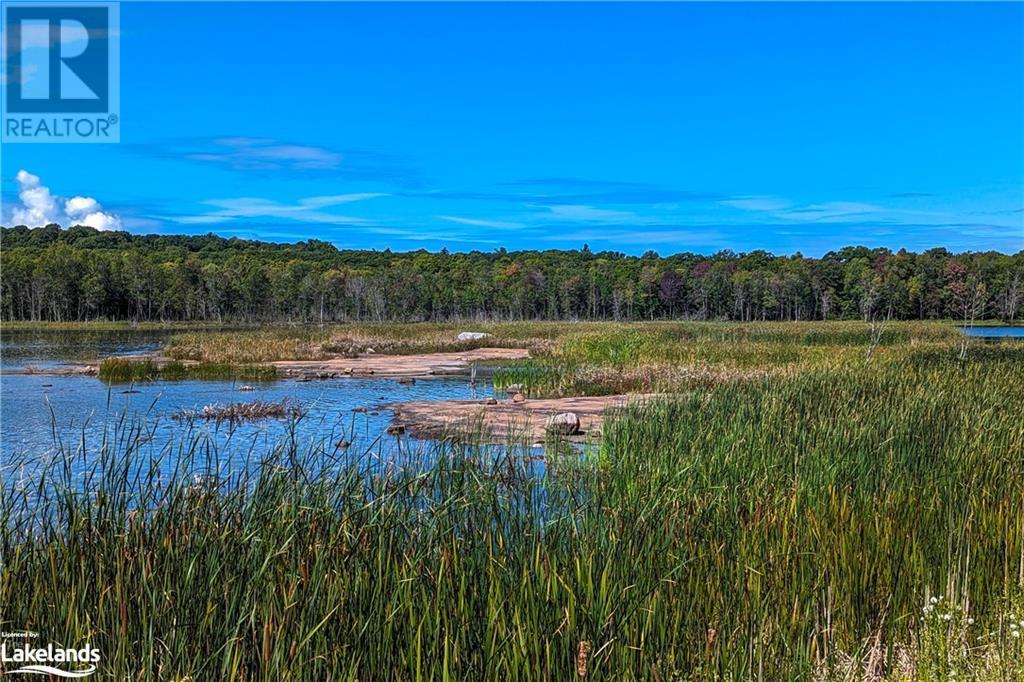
top-left (0, 329), bottom-right (492, 481)
top-left (961, 326), bottom-right (1024, 338)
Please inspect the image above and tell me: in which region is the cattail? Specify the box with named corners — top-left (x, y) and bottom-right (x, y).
top-left (576, 640), bottom-right (591, 678)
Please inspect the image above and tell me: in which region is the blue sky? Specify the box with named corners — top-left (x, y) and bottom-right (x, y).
top-left (2, 1), bottom-right (1022, 255)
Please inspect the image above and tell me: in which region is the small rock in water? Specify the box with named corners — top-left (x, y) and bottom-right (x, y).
top-left (455, 331), bottom-right (493, 342)
top-left (511, 392), bottom-right (526, 403)
top-left (387, 424), bottom-right (406, 435)
top-left (121, 389), bottom-right (141, 394)
top-left (335, 440), bottom-right (351, 449)
top-left (370, 411), bottom-right (380, 416)
top-left (545, 412), bottom-right (581, 435)
top-left (397, 377), bottom-right (415, 385)
top-left (352, 407), bottom-right (368, 413)
top-left (238, 385), bottom-right (256, 391)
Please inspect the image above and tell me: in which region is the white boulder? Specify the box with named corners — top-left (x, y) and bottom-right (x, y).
top-left (455, 331), bottom-right (493, 342)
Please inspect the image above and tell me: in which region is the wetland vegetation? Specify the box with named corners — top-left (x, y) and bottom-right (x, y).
top-left (1, 319), bottom-right (1022, 679)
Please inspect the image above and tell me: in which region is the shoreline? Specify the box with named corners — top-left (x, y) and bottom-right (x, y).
top-left (272, 347), bottom-right (530, 378)
top-left (2, 347), bottom-right (531, 379)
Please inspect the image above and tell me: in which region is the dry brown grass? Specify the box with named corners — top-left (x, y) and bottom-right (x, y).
top-left (172, 399), bottom-right (304, 424)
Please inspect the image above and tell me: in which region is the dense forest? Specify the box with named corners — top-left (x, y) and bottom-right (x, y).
top-left (1, 224), bottom-right (1021, 323)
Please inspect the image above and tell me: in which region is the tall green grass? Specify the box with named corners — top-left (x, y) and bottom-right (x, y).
top-left (3, 347), bottom-right (1022, 679)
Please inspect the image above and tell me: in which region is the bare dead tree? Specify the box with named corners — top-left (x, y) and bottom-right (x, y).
top-left (959, 282), bottom-right (988, 360)
top-left (861, 279), bottom-right (890, 363)
top-left (997, 271), bottom-right (1021, 323)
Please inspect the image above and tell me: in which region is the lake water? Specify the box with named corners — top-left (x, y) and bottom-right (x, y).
top-left (0, 330), bottom-right (497, 482)
top-left (961, 326), bottom-right (1024, 338)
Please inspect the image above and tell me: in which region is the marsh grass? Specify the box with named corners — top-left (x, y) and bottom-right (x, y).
top-left (164, 322), bottom-right (560, 363)
top-left (98, 358), bottom-right (277, 383)
top-left (161, 321), bottom-right (966, 365)
top-left (491, 321), bottom-right (989, 396)
top-left (2, 341), bottom-right (1022, 680)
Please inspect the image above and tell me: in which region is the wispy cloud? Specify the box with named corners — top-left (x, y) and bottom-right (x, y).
top-left (184, 137), bottom-right (342, 171)
top-left (416, 178), bottom-right (720, 206)
top-left (779, 201), bottom-right (884, 221)
top-left (539, 204), bottom-right (639, 222)
top-left (437, 215), bottom-right (525, 229)
top-left (130, 137), bottom-right (426, 187)
top-left (537, 225), bottom-right (727, 247)
top-left (722, 196), bottom-right (792, 212)
top-left (175, 193), bottom-right (386, 226)
top-left (723, 195), bottom-right (942, 224)
top-left (885, 191), bottom-right (934, 198)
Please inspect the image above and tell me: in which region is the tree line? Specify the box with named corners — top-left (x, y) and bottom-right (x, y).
top-left (1, 224), bottom-right (1021, 324)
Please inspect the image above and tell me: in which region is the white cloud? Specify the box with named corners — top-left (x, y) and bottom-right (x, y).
top-left (65, 196), bottom-right (101, 217)
top-left (77, 211), bottom-right (122, 230)
top-left (11, 170), bottom-right (60, 226)
top-left (9, 170), bottom-right (122, 230)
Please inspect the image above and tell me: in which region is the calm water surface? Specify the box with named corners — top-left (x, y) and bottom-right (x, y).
top-left (1, 330), bottom-right (495, 479)
top-left (961, 326), bottom-right (1024, 338)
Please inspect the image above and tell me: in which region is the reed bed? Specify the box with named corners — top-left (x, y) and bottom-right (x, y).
top-left (98, 358), bottom-right (277, 383)
top-left (2, 342), bottom-right (1022, 680)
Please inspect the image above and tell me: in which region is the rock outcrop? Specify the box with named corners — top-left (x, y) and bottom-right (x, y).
top-left (545, 412), bottom-right (581, 435)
